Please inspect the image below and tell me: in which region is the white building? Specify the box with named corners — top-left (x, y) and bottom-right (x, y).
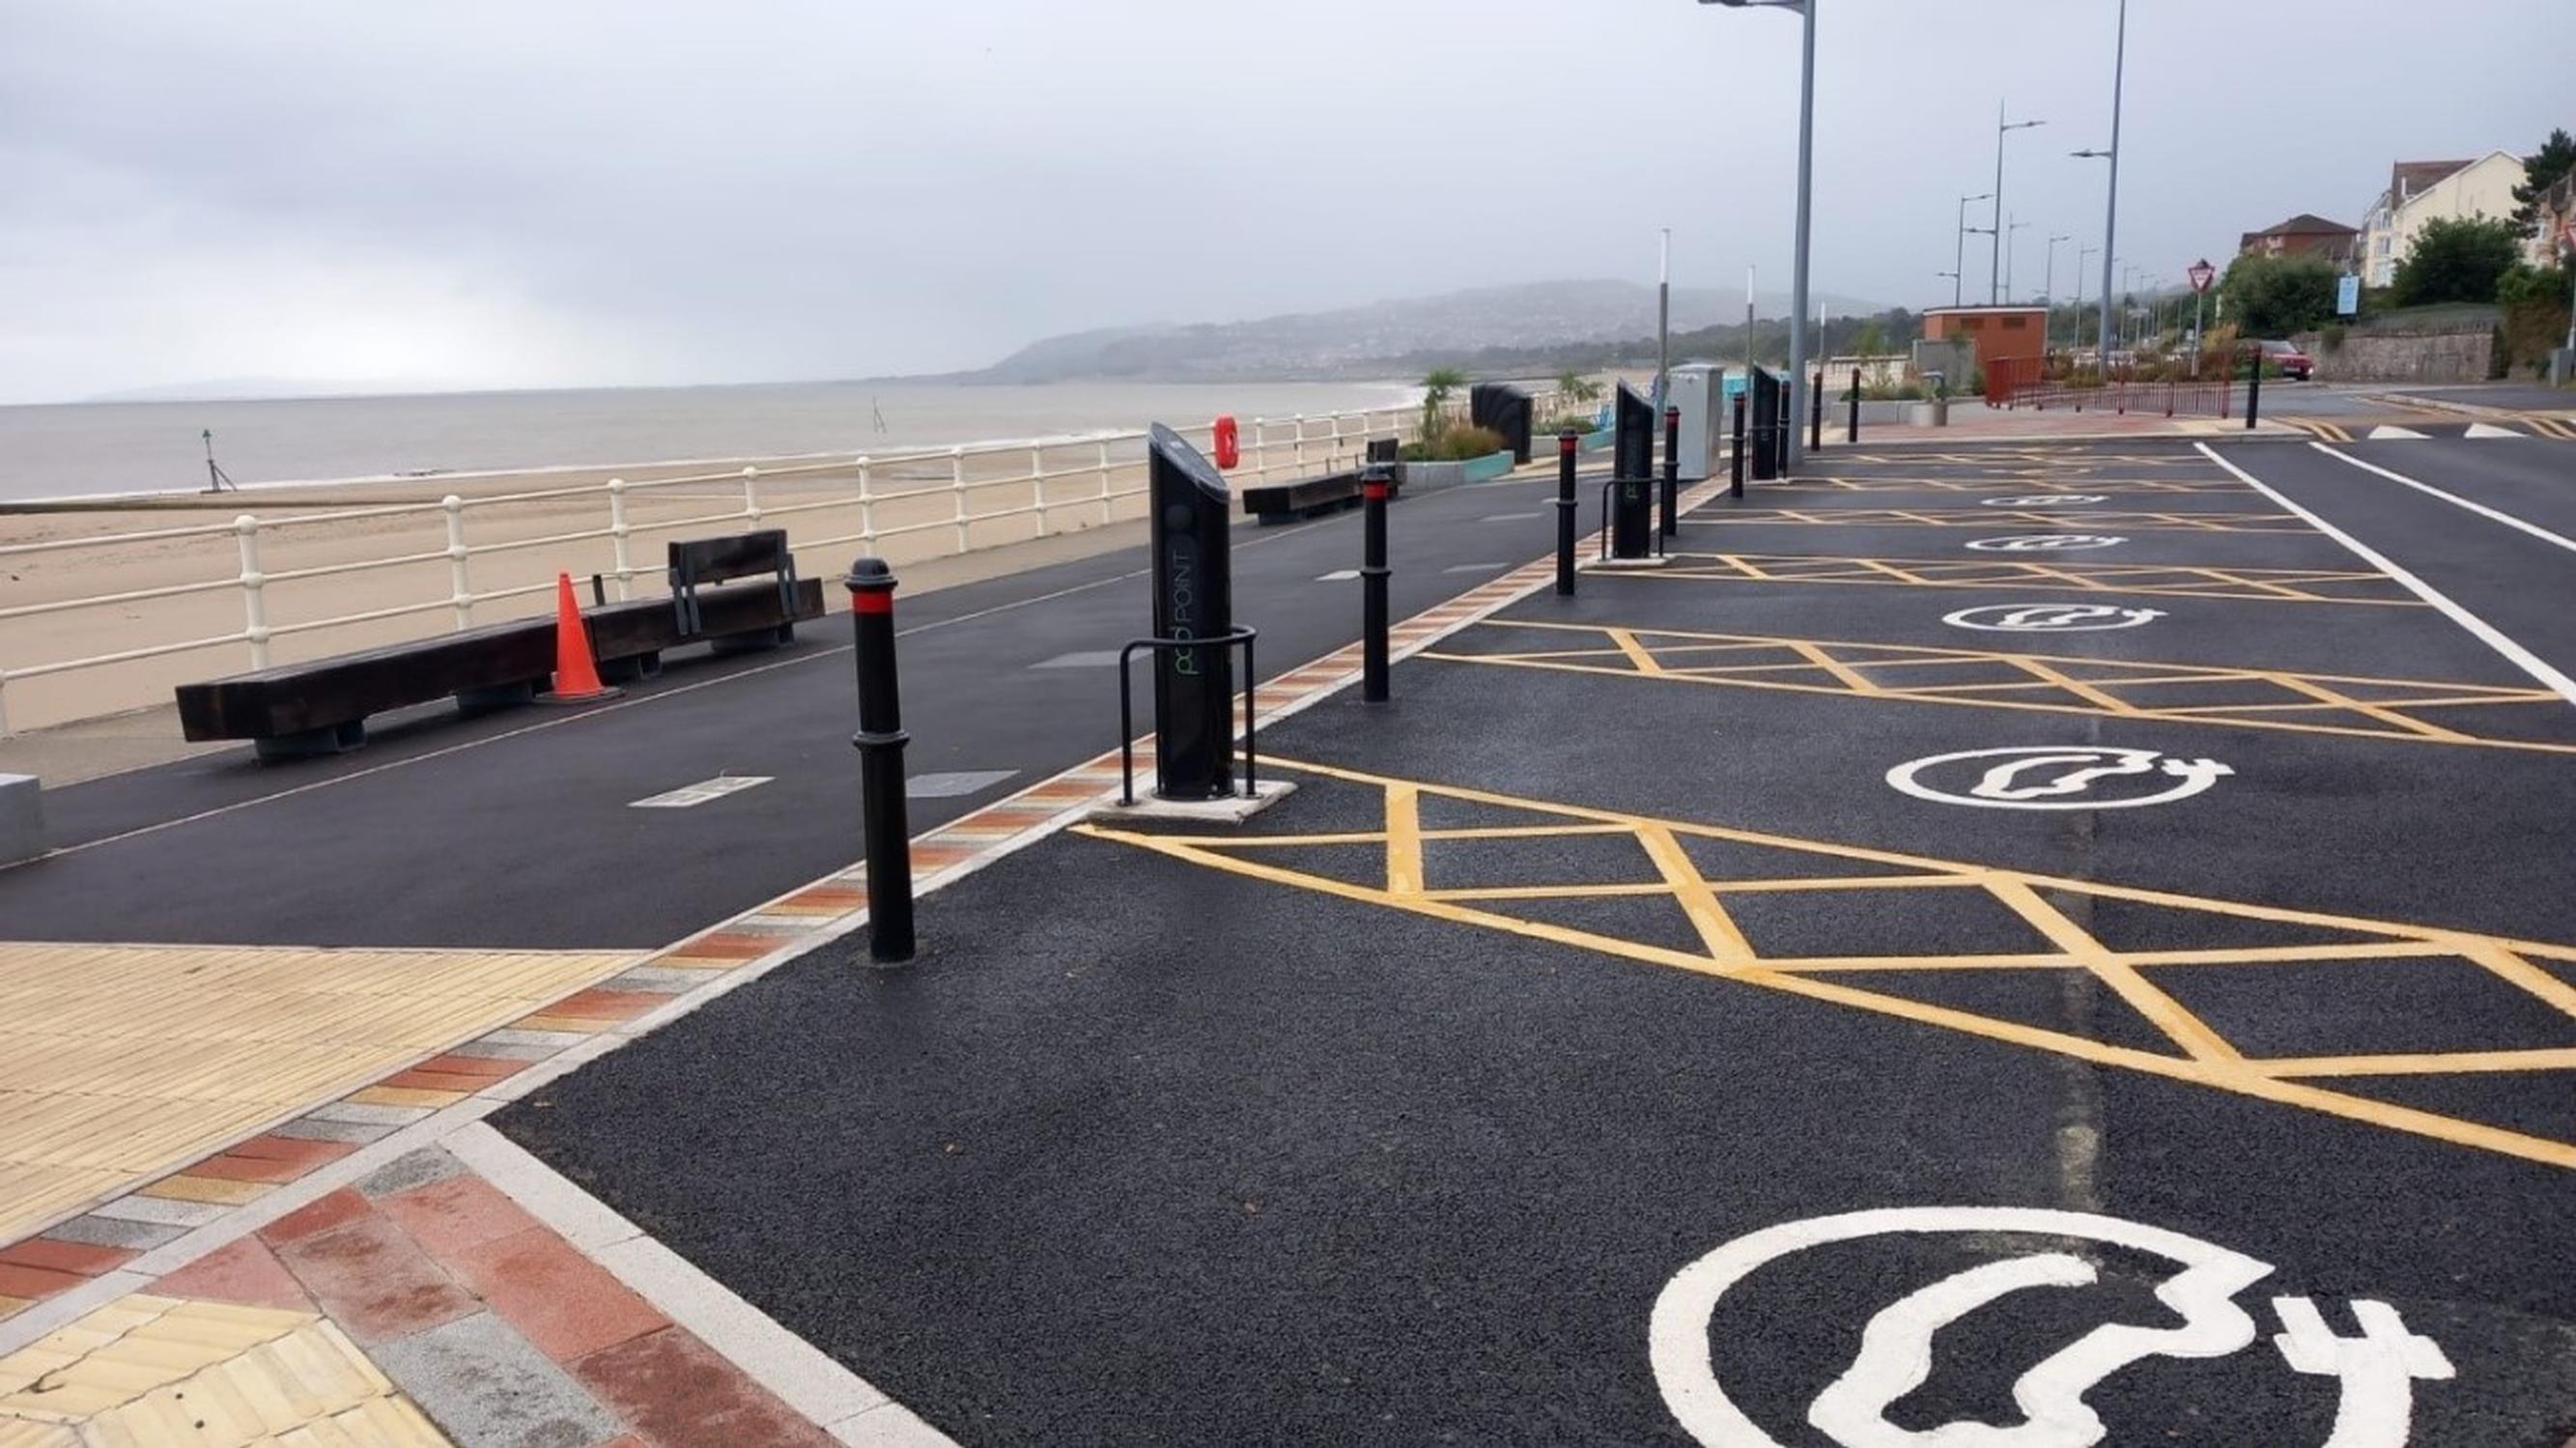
top-left (2358, 151), bottom-right (2528, 287)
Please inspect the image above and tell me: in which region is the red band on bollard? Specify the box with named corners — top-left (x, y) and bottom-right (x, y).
top-left (1559, 435), bottom-right (1577, 454)
top-left (853, 588), bottom-right (893, 615)
top-left (1363, 481), bottom-right (1390, 501)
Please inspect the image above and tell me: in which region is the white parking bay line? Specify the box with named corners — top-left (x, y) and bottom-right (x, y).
top-left (2197, 442), bottom-right (2576, 708)
top-left (631, 775), bottom-right (773, 809)
top-left (1481, 512), bottom-right (1543, 523)
top-left (1443, 562), bottom-right (1512, 574)
top-left (2312, 441), bottom-right (2576, 559)
top-left (1316, 569), bottom-right (1361, 582)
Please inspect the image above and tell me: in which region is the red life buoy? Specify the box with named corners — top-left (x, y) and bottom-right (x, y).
top-left (1213, 414), bottom-right (1241, 470)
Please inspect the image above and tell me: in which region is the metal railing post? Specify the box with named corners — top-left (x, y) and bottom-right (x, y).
top-left (1030, 443), bottom-right (1048, 534)
top-left (1361, 467), bottom-right (1392, 702)
top-left (1095, 440), bottom-right (1115, 525)
top-left (857, 458), bottom-right (877, 545)
top-left (1660, 406), bottom-right (1681, 538)
top-left (1251, 418), bottom-right (1269, 484)
top-left (1555, 430), bottom-right (1579, 597)
top-left (1292, 414), bottom-right (1307, 473)
top-left (844, 557), bottom-right (915, 964)
top-left (949, 446), bottom-right (970, 553)
top-left (741, 466), bottom-right (763, 529)
top-left (235, 515), bottom-right (271, 669)
top-left (1731, 392), bottom-right (1747, 500)
top-left (442, 496), bottom-right (472, 629)
top-left (607, 479), bottom-right (634, 601)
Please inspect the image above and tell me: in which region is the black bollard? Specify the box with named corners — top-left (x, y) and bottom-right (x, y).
top-left (1848, 367), bottom-right (1861, 444)
top-left (845, 557), bottom-right (915, 964)
top-left (1730, 391), bottom-right (1747, 499)
top-left (2245, 347), bottom-right (2263, 430)
top-left (1779, 385), bottom-right (1794, 474)
top-left (1660, 405), bottom-right (1682, 538)
top-left (1554, 430), bottom-right (1578, 596)
top-left (1361, 466), bottom-right (1391, 702)
top-left (1810, 369), bottom-right (1825, 454)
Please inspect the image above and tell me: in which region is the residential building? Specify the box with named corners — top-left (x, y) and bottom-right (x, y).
top-left (2535, 170), bottom-right (2576, 264)
top-left (1920, 305), bottom-right (2048, 378)
top-left (2358, 152), bottom-right (2529, 287)
top-left (2237, 213), bottom-right (2358, 264)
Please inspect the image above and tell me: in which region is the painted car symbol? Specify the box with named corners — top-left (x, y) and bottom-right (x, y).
top-left (1885, 746), bottom-right (2232, 810)
top-left (1941, 604), bottom-right (2164, 633)
top-left (1965, 535), bottom-right (2128, 552)
top-left (1651, 1207), bottom-right (2453, 1448)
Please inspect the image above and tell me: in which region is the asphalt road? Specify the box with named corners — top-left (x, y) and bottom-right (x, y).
top-left (0, 460), bottom-right (1616, 948)
top-left (504, 434), bottom-right (2576, 1445)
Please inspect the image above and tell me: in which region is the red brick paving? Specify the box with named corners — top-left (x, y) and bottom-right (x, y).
top-left (451, 1226), bottom-right (668, 1363)
top-left (149, 1235), bottom-right (312, 1311)
top-left (191, 1134), bottom-right (359, 1183)
top-left (375, 1173), bottom-right (546, 1261)
top-left (0, 1262), bottom-right (84, 1301)
top-left (270, 1211), bottom-right (477, 1345)
top-left (572, 1326), bottom-right (841, 1448)
top-left (0, 1237), bottom-right (135, 1278)
top-left (260, 1186), bottom-right (372, 1244)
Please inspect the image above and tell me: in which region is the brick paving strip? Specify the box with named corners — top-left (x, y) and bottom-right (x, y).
top-left (0, 472), bottom-right (1730, 1444)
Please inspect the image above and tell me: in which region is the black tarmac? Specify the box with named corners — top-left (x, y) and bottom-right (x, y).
top-left (437, 432), bottom-right (2576, 1441)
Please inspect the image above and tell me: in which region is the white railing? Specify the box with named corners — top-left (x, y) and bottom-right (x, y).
top-left (0, 404), bottom-right (1475, 735)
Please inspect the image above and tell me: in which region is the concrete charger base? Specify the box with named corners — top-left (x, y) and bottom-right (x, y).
top-left (1087, 781), bottom-right (1298, 825)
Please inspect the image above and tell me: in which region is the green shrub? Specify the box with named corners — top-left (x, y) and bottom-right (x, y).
top-left (1401, 423), bottom-right (1511, 463)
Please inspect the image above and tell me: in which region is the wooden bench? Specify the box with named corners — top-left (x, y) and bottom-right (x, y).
top-left (1241, 442), bottom-right (1406, 525)
top-left (175, 534), bottom-right (823, 761)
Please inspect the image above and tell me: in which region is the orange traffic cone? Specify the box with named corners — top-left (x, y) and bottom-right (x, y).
top-left (537, 572), bottom-right (620, 703)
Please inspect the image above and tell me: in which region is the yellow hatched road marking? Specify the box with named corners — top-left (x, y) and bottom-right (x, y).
top-left (1640, 551), bottom-right (2421, 606)
top-left (1427, 621), bottom-right (2573, 752)
top-left (1077, 757), bottom-right (2576, 1171)
top-left (1697, 507), bottom-right (2307, 533)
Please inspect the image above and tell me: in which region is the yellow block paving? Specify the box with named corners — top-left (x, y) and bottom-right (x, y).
top-left (0, 944), bottom-right (635, 1244)
top-left (0, 1294), bottom-right (450, 1446)
top-left (1426, 620), bottom-right (2576, 753)
top-left (1079, 758), bottom-right (2576, 1172)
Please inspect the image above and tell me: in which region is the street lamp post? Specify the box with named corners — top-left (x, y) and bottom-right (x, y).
top-left (2075, 244), bottom-right (2097, 357)
top-left (2083, 0), bottom-right (2128, 367)
top-left (1708, 0), bottom-right (1814, 468)
top-left (1953, 192), bottom-right (1993, 309)
top-left (1991, 103), bottom-right (2046, 305)
top-left (2003, 215), bottom-right (2031, 301)
top-left (2044, 233), bottom-right (2072, 349)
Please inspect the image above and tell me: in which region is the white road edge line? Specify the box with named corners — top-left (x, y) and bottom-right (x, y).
top-left (2308, 440), bottom-right (2576, 558)
top-left (2194, 441), bottom-right (2576, 709)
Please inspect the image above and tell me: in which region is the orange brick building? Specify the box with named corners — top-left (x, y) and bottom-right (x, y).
top-left (1920, 304), bottom-right (2050, 378)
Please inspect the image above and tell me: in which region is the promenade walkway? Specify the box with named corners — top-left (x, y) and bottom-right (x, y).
top-left (6, 418), bottom-right (2572, 1443)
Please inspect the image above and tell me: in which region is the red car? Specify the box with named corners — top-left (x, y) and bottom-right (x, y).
top-left (2256, 339), bottom-right (2313, 381)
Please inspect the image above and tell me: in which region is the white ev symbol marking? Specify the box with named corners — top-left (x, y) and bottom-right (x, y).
top-left (1885, 746), bottom-right (2232, 810)
top-left (1649, 1207), bottom-right (2452, 1448)
top-left (1965, 535), bottom-right (2128, 552)
top-left (1941, 604), bottom-right (2164, 633)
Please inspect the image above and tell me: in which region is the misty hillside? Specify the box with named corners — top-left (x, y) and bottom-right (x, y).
top-left (968, 279), bottom-right (1889, 383)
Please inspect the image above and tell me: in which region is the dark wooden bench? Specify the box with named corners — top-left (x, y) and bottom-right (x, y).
top-left (1241, 441), bottom-right (1405, 525)
top-left (175, 533), bottom-right (823, 761)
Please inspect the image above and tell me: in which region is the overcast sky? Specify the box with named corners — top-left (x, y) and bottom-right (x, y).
top-left (1, 0), bottom-right (2563, 403)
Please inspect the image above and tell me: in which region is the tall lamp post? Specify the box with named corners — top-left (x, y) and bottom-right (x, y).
top-left (1990, 104), bottom-right (2046, 304)
top-left (1707, 0), bottom-right (1815, 469)
top-left (2044, 233), bottom-right (2072, 349)
top-left (2002, 215), bottom-right (2031, 301)
top-left (2075, 245), bottom-right (2097, 357)
top-left (2076, 0), bottom-right (2128, 368)
top-left (1953, 192), bottom-right (1993, 308)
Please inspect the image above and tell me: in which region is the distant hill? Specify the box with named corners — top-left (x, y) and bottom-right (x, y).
top-left (967, 279), bottom-right (1890, 383)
